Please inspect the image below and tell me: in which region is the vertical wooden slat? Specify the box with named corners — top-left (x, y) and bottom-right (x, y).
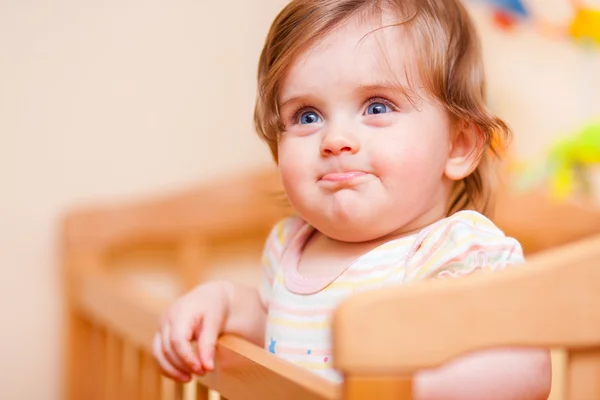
top-left (195, 382), bottom-right (209, 400)
top-left (343, 376), bottom-right (412, 400)
top-left (161, 378), bottom-right (185, 400)
top-left (65, 312), bottom-right (87, 400)
top-left (66, 316), bottom-right (96, 400)
top-left (182, 382), bottom-right (197, 400)
top-left (80, 318), bottom-right (96, 400)
top-left (122, 341), bottom-right (141, 400)
top-left (566, 348), bottom-right (600, 400)
top-left (104, 332), bottom-right (122, 400)
top-left (139, 352), bottom-right (162, 400)
top-left (161, 377), bottom-right (173, 400)
top-left (174, 382), bottom-right (184, 400)
top-left (63, 249), bottom-right (103, 400)
top-left (89, 324), bottom-right (106, 400)
top-left (549, 349), bottom-right (566, 400)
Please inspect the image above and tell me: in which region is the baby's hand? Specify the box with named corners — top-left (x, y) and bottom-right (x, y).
top-left (152, 281), bottom-right (231, 382)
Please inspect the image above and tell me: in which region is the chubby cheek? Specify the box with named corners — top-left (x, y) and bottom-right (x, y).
top-left (373, 135), bottom-right (448, 192)
top-left (277, 140), bottom-right (313, 200)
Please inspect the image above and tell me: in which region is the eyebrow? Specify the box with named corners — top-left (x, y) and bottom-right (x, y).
top-left (356, 82), bottom-right (418, 99)
top-left (278, 93), bottom-right (316, 110)
top-left (278, 82), bottom-right (418, 109)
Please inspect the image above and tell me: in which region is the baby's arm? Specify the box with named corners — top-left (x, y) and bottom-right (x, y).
top-left (153, 280), bottom-right (266, 381)
top-left (221, 281), bottom-right (268, 346)
top-left (414, 348), bottom-right (551, 400)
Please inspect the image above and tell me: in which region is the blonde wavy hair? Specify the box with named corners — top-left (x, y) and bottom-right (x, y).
top-left (254, 0), bottom-right (511, 216)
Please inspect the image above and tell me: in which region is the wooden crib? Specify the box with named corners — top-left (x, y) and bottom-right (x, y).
top-left (62, 167), bottom-right (600, 400)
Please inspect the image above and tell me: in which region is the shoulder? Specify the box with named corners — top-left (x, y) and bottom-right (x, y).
top-left (262, 216), bottom-right (307, 261)
top-left (265, 216), bottom-right (306, 247)
top-left (425, 210), bottom-right (515, 246)
top-left (405, 210), bottom-right (524, 281)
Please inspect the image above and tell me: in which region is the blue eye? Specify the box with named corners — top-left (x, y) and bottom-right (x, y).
top-left (299, 111), bottom-right (321, 124)
top-left (367, 102), bottom-right (391, 115)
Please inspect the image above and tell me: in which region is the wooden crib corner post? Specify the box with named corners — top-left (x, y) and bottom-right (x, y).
top-left (62, 208), bottom-right (116, 400)
top-left (62, 247), bottom-right (103, 400)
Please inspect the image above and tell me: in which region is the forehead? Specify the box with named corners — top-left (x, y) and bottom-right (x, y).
top-left (279, 13), bottom-right (419, 100)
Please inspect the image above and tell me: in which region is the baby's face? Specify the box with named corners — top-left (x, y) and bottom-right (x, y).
top-left (277, 14), bottom-right (455, 242)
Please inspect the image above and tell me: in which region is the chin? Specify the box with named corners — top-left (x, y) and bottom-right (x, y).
top-left (316, 216), bottom-right (388, 243)
top-left (293, 194), bottom-right (395, 242)
top-left (326, 230), bottom-right (377, 243)
top-left (325, 225), bottom-right (389, 242)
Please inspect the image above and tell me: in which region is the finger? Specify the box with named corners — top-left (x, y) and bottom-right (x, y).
top-left (198, 311), bottom-right (225, 371)
top-left (161, 323), bottom-right (193, 374)
top-left (170, 316), bottom-right (203, 373)
top-left (152, 332), bottom-right (191, 382)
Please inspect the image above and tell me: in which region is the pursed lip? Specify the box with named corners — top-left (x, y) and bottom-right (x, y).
top-left (319, 171), bottom-right (368, 182)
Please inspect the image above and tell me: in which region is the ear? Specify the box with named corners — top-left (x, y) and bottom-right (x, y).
top-left (444, 120), bottom-right (484, 181)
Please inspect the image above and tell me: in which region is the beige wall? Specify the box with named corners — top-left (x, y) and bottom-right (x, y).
top-left (1, 1), bottom-right (598, 399)
top-left (1, 1), bottom-right (285, 398)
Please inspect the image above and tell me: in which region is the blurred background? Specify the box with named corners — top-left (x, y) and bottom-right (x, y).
top-left (1, 0), bottom-right (599, 399)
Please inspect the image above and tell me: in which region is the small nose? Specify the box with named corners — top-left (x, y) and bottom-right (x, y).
top-left (320, 129), bottom-right (360, 156)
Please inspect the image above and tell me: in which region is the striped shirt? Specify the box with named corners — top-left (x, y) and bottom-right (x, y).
top-left (260, 210), bottom-right (524, 382)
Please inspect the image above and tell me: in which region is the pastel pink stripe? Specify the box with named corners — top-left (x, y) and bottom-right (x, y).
top-left (410, 220), bottom-right (467, 264)
top-left (408, 219), bottom-right (496, 268)
top-left (269, 301), bottom-right (334, 317)
top-left (266, 239), bottom-right (281, 258)
top-left (435, 243), bottom-right (518, 271)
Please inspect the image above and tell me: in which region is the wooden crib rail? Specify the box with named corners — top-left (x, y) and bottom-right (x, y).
top-left (72, 268), bottom-right (339, 400)
top-left (63, 168), bottom-right (285, 253)
top-left (68, 235), bottom-right (600, 400)
top-left (494, 188), bottom-right (600, 254)
top-left (333, 232), bottom-right (600, 399)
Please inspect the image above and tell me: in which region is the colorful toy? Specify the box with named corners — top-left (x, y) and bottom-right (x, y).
top-left (569, 6), bottom-right (600, 45)
top-left (478, 0), bottom-right (530, 29)
top-left (515, 122), bottom-right (600, 200)
top-left (475, 0), bottom-right (600, 46)
top-left (548, 122), bottom-right (600, 198)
